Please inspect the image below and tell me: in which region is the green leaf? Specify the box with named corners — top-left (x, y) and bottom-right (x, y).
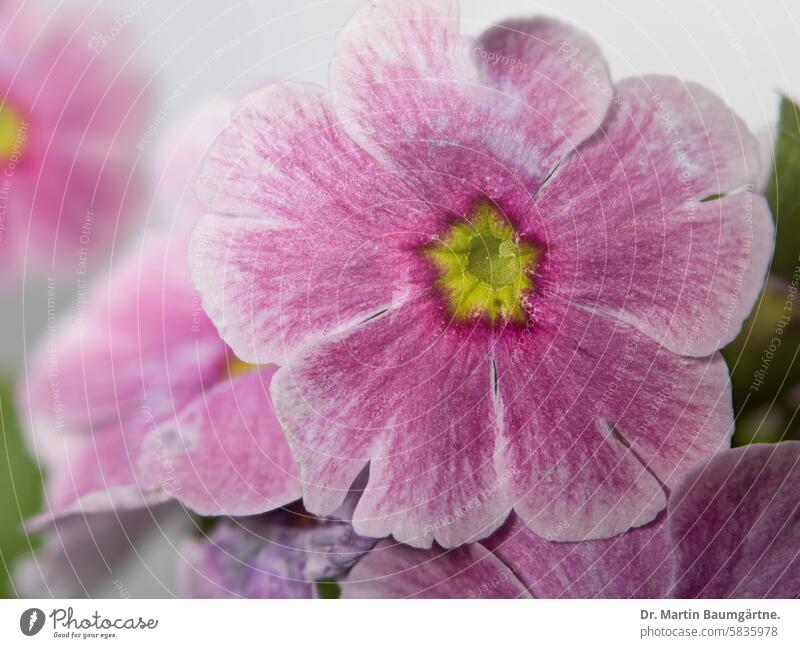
top-left (723, 280), bottom-right (800, 418)
top-left (765, 96), bottom-right (800, 282)
top-left (732, 406), bottom-right (799, 446)
top-left (724, 95), bottom-right (800, 445)
top-left (316, 579), bottom-right (341, 599)
top-left (0, 379), bottom-right (43, 598)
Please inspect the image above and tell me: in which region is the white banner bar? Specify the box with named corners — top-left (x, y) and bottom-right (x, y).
top-left (1, 599), bottom-right (798, 647)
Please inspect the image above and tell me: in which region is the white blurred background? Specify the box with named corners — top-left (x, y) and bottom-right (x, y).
top-left (60, 0), bottom-right (800, 132)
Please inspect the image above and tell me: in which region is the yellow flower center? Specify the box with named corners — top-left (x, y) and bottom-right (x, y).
top-left (0, 102), bottom-right (25, 162)
top-left (423, 201), bottom-right (540, 325)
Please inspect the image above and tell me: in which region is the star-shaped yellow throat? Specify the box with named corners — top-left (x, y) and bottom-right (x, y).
top-left (423, 202), bottom-right (540, 325)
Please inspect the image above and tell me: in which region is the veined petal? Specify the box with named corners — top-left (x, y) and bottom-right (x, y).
top-left (196, 81), bottom-right (432, 233)
top-left (272, 298), bottom-right (509, 548)
top-left (474, 17), bottom-right (612, 181)
top-left (494, 300), bottom-right (733, 541)
top-left (669, 442), bottom-right (800, 598)
top-left (189, 213), bottom-right (425, 365)
top-left (538, 75), bottom-right (771, 356)
top-left (341, 539), bottom-right (529, 598)
top-left (139, 367), bottom-right (302, 516)
top-left (484, 514), bottom-right (671, 598)
top-left (330, 4), bottom-right (612, 213)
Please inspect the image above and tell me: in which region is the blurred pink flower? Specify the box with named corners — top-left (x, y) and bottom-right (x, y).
top-left (191, 0), bottom-right (773, 548)
top-left (0, 3), bottom-right (153, 283)
top-left (341, 442), bottom-right (800, 598)
top-left (15, 104), bottom-right (308, 595)
top-left (19, 101), bottom-right (301, 522)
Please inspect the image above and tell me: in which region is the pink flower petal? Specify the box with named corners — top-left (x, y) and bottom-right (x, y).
top-left (494, 300), bottom-right (733, 541)
top-left (21, 232), bottom-right (228, 521)
top-left (139, 367), bottom-right (302, 516)
top-left (538, 75), bottom-right (771, 356)
top-left (186, 5), bottom-right (765, 555)
top-left (189, 211), bottom-right (426, 365)
top-left (192, 82), bottom-right (439, 363)
top-left (474, 17), bottom-right (612, 180)
top-left (196, 81), bottom-right (433, 231)
top-left (669, 442), bottom-right (800, 598)
top-left (40, 422), bottom-right (157, 520)
top-left (330, 4), bottom-right (611, 212)
top-left (272, 299), bottom-right (509, 548)
top-left (341, 539), bottom-right (529, 598)
top-left (330, 0), bottom-right (476, 169)
top-left (22, 234), bottom-right (229, 433)
top-left (153, 98), bottom-right (237, 233)
top-left (484, 515), bottom-right (671, 598)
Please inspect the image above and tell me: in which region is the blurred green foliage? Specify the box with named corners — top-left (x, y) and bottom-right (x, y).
top-left (0, 379), bottom-right (42, 598)
top-left (316, 579), bottom-right (341, 599)
top-left (724, 96), bottom-right (800, 445)
top-left (766, 97), bottom-right (800, 282)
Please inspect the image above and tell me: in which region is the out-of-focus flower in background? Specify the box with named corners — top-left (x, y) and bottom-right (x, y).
top-left (0, 2), bottom-right (153, 284)
top-left (179, 501), bottom-right (377, 599)
top-left (0, 0), bottom-right (155, 597)
top-left (10, 99), bottom-right (379, 599)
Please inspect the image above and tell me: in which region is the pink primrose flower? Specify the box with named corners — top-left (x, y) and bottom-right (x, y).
top-left (191, 0), bottom-right (773, 548)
